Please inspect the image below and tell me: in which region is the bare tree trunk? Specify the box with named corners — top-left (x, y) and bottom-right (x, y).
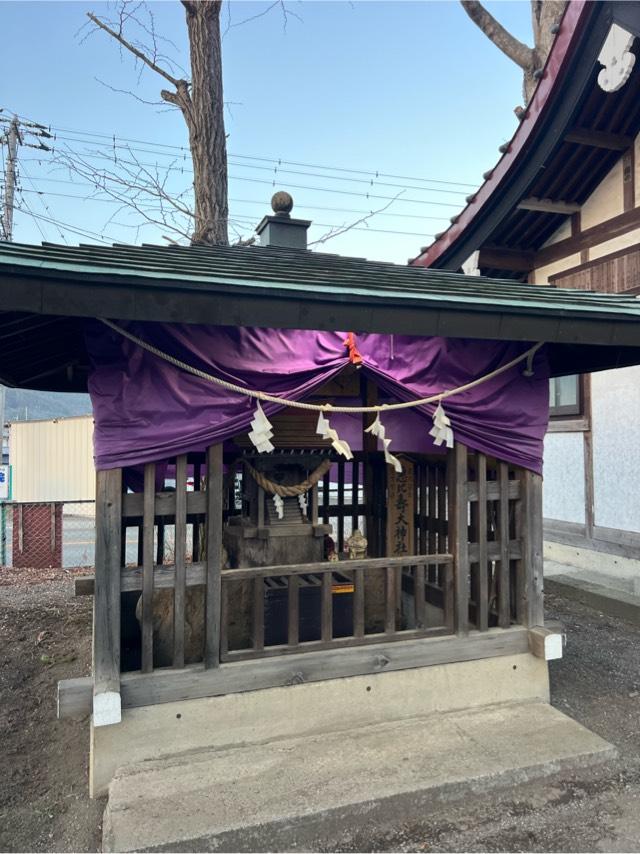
top-left (460, 0), bottom-right (566, 104)
top-left (182, 1), bottom-right (228, 245)
top-left (88, 0), bottom-right (228, 246)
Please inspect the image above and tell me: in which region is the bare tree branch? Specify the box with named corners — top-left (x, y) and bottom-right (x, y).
top-left (86, 11), bottom-right (184, 88)
top-left (460, 1), bottom-right (535, 71)
top-left (94, 76), bottom-right (166, 107)
top-left (309, 191), bottom-right (405, 247)
top-left (460, 0), bottom-right (566, 103)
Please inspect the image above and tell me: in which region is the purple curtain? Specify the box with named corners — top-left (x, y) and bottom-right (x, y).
top-left (86, 321), bottom-right (549, 473)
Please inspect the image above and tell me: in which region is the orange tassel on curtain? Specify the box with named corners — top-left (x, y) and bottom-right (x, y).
top-left (344, 332), bottom-right (363, 365)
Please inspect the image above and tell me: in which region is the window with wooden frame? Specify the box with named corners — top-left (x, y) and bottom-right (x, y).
top-left (549, 374), bottom-right (582, 418)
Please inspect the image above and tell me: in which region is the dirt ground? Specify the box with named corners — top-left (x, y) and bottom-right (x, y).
top-left (0, 568), bottom-right (104, 853)
top-left (0, 572), bottom-right (639, 853)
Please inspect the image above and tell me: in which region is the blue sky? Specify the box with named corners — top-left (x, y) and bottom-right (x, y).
top-left (1, 0), bottom-right (532, 262)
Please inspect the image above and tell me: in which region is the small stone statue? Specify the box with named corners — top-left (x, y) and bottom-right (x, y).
top-left (347, 529), bottom-right (367, 560)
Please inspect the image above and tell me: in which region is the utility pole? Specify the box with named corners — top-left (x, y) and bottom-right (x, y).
top-left (1, 117), bottom-right (19, 241)
top-left (0, 111), bottom-right (53, 242)
top-left (0, 114), bottom-right (53, 560)
top-left (0, 112), bottom-right (53, 425)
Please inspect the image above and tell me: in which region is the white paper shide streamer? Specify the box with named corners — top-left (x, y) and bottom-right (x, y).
top-left (316, 412), bottom-right (353, 460)
top-left (248, 402), bottom-right (275, 453)
top-left (429, 402), bottom-right (454, 448)
top-left (272, 494), bottom-right (284, 520)
top-left (364, 414), bottom-right (402, 472)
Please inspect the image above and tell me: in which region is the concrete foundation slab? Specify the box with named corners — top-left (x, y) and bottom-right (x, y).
top-left (91, 651), bottom-right (549, 798)
top-left (102, 701), bottom-right (615, 853)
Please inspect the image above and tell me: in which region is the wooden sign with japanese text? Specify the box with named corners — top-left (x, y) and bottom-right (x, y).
top-left (386, 459), bottom-right (415, 557)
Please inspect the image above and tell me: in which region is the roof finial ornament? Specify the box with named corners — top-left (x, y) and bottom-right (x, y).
top-left (271, 191), bottom-right (294, 217)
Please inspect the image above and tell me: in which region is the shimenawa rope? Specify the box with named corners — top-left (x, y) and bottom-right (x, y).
top-left (244, 458), bottom-right (332, 497)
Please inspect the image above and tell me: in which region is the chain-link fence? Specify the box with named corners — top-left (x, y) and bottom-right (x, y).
top-left (0, 501), bottom-right (97, 569)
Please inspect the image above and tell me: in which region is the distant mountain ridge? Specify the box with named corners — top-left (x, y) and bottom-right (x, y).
top-left (5, 389), bottom-right (93, 422)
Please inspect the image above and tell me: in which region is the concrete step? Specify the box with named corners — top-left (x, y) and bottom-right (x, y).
top-left (546, 573), bottom-right (640, 625)
top-left (545, 560), bottom-right (640, 597)
top-left (102, 700), bottom-right (615, 852)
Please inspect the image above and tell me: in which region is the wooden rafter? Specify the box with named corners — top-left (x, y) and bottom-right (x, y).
top-left (518, 197), bottom-right (581, 215)
top-left (564, 127), bottom-right (633, 151)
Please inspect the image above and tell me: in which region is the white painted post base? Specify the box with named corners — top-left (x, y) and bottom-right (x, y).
top-left (528, 627), bottom-right (563, 661)
top-left (93, 690), bottom-right (122, 727)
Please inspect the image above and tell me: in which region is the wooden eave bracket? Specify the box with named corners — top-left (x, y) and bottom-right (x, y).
top-left (518, 197), bottom-right (581, 215)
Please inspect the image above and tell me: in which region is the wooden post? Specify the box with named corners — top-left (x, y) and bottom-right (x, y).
top-left (93, 467), bottom-right (122, 727)
top-left (204, 444), bottom-right (223, 668)
top-left (522, 470), bottom-right (544, 628)
top-left (173, 454), bottom-right (187, 669)
top-left (141, 464), bottom-right (155, 673)
top-left (476, 453), bottom-right (489, 632)
top-left (498, 462), bottom-right (511, 629)
top-left (448, 443), bottom-right (469, 636)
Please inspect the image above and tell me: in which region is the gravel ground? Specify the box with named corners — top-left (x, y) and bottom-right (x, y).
top-left (337, 587), bottom-right (640, 853)
top-left (0, 573), bottom-right (639, 853)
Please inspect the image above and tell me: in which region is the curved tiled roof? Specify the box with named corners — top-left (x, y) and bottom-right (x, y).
top-left (411, 1), bottom-right (594, 269)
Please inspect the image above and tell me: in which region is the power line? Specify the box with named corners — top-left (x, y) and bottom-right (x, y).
top-left (13, 205), bottom-right (121, 245)
top-left (19, 163), bottom-right (69, 244)
top-left (16, 195), bottom-right (434, 242)
top-left (16, 190), bottom-right (49, 243)
top-left (49, 146), bottom-right (463, 208)
top-left (52, 135), bottom-right (471, 197)
top-left (17, 184), bottom-right (451, 223)
top-left (31, 122), bottom-right (477, 190)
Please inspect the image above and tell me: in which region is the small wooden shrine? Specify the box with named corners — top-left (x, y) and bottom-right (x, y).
top-left (1, 194), bottom-right (640, 796)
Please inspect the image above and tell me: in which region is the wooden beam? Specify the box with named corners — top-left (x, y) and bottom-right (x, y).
top-left (518, 197), bottom-right (581, 215)
top-left (564, 128), bottom-right (633, 151)
top-left (477, 247), bottom-right (535, 272)
top-left (57, 676), bottom-right (93, 719)
top-left (76, 564), bottom-right (208, 597)
top-left (75, 575), bottom-right (95, 596)
top-left (93, 468), bottom-right (123, 727)
top-left (59, 626), bottom-right (530, 717)
top-left (623, 146), bottom-right (635, 212)
top-left (536, 205), bottom-right (640, 269)
top-left (120, 627), bottom-right (530, 709)
top-left (223, 554), bottom-right (452, 582)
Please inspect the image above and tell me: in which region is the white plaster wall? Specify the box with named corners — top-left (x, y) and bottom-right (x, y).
top-left (592, 366), bottom-right (640, 533)
top-left (543, 432), bottom-right (585, 525)
top-left (581, 159), bottom-right (624, 230)
top-left (533, 253), bottom-right (582, 285)
top-left (588, 226), bottom-right (640, 261)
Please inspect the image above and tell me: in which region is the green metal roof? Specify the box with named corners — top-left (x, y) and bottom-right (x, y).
top-left (0, 240), bottom-right (639, 392)
top-left (2, 239), bottom-right (640, 315)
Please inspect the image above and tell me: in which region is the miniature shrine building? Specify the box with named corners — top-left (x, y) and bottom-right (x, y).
top-left (1, 197), bottom-right (640, 796)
